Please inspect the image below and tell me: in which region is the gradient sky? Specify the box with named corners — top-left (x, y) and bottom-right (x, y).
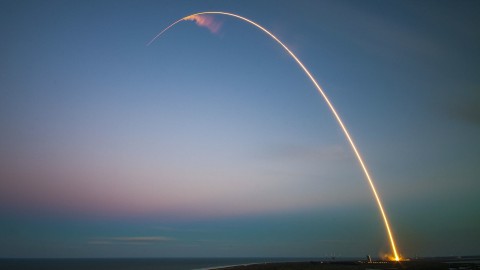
top-left (1, 0), bottom-right (479, 258)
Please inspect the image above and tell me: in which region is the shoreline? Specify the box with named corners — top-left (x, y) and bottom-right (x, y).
top-left (207, 259), bottom-right (480, 270)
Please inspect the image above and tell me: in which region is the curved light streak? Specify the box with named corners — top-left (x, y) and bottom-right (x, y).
top-left (148, 11), bottom-right (401, 261)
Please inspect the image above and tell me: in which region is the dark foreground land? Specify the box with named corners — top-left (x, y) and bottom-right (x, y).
top-left (214, 259), bottom-right (480, 270)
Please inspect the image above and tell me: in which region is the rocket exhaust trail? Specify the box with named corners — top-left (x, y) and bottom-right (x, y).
top-left (148, 11), bottom-right (401, 261)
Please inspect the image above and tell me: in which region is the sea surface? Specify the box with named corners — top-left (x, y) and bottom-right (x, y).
top-left (0, 257), bottom-right (322, 270)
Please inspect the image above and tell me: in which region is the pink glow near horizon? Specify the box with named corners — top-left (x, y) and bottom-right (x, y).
top-left (0, 145), bottom-right (359, 218)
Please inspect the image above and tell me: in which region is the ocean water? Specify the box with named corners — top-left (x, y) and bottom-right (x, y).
top-left (0, 258), bottom-right (319, 270)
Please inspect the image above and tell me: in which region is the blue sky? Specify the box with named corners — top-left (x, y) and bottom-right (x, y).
top-left (1, 0), bottom-right (479, 258)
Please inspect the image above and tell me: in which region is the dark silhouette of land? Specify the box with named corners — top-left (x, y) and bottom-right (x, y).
top-left (213, 256), bottom-right (480, 270)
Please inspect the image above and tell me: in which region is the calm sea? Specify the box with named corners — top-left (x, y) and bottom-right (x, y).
top-left (0, 258), bottom-right (320, 270)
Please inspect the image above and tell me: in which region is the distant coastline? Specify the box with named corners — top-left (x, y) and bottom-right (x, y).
top-left (1, 256), bottom-right (479, 270)
top-left (209, 256), bottom-right (480, 270)
top-left (0, 257), bottom-right (323, 270)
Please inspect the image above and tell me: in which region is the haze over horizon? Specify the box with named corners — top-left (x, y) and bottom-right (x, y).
top-left (1, 0), bottom-right (479, 258)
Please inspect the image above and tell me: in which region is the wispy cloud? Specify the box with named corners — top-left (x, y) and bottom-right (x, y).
top-left (88, 240), bottom-right (112, 245)
top-left (154, 226), bottom-right (206, 232)
top-left (184, 14), bottom-right (222, 34)
top-left (433, 86), bottom-right (480, 127)
top-left (109, 236), bottom-right (174, 242)
top-left (89, 236), bottom-right (174, 245)
top-left (323, 1), bottom-right (445, 62)
top-left (445, 92), bottom-right (480, 127)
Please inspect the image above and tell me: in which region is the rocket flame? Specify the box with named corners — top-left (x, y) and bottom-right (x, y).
top-left (184, 14), bottom-right (222, 34)
top-left (148, 11), bottom-right (401, 261)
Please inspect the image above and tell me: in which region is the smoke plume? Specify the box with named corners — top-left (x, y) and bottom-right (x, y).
top-left (184, 14), bottom-right (222, 33)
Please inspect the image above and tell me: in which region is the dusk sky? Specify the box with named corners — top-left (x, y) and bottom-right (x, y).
top-left (1, 0), bottom-right (479, 258)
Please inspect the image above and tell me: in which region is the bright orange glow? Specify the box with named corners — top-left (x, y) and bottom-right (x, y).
top-left (149, 11), bottom-right (401, 261)
top-left (387, 255), bottom-right (402, 261)
top-left (395, 257), bottom-right (401, 261)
